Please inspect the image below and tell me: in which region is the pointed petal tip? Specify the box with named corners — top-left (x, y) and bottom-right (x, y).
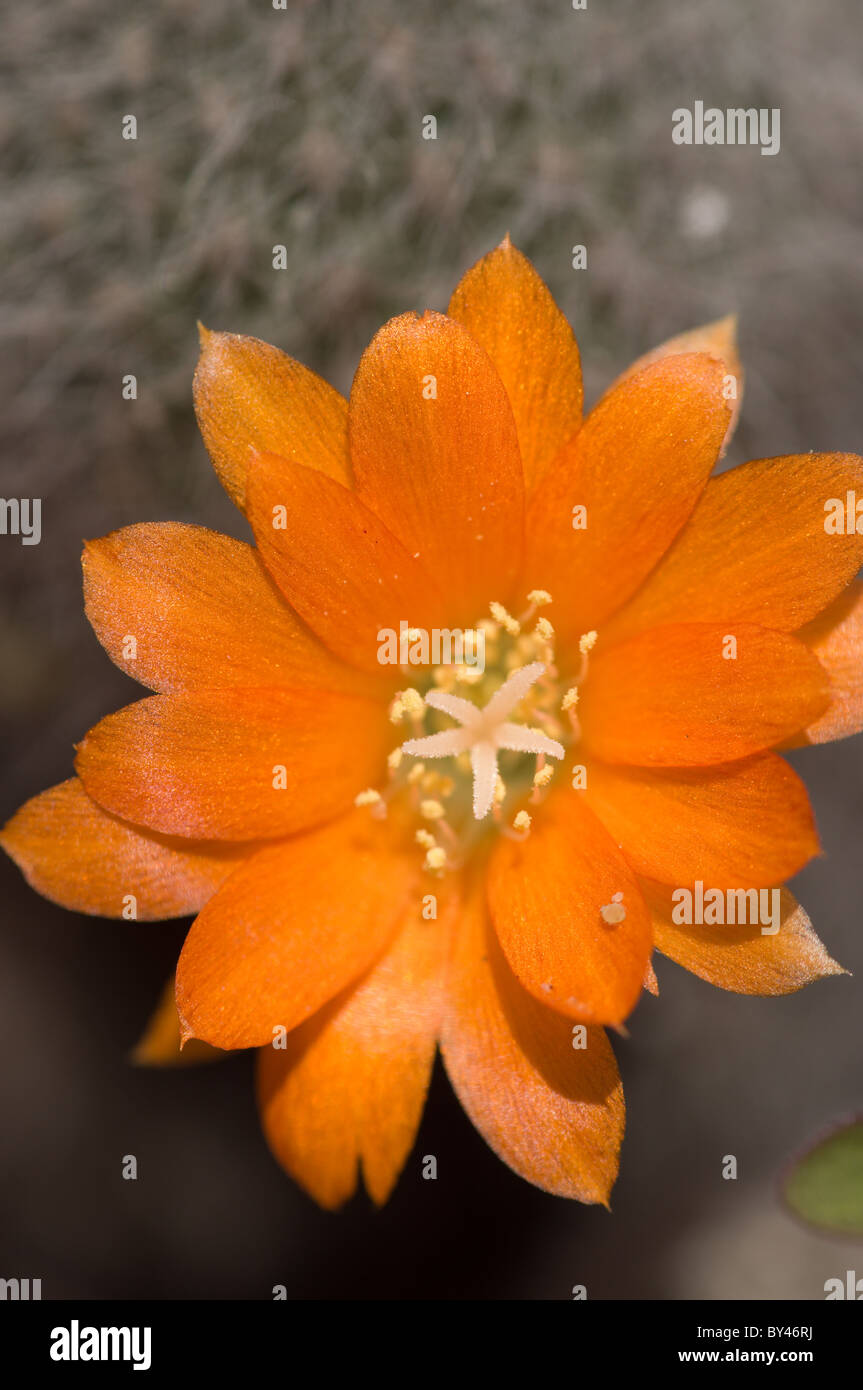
top-left (196, 321), bottom-right (212, 350)
top-left (709, 312), bottom-right (739, 353)
top-left (366, 1173), bottom-right (398, 1209)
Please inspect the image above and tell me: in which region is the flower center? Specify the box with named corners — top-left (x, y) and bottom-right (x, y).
top-left (355, 592), bottom-right (596, 875)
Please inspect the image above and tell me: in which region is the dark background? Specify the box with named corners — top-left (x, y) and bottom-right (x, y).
top-left (2, 0), bottom-right (863, 1299)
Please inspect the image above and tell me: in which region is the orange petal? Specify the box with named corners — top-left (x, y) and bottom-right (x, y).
top-left (83, 523), bottom-right (376, 697)
top-left (605, 454), bottom-right (863, 646)
top-left (794, 580), bottom-right (863, 745)
top-left (350, 311), bottom-right (525, 622)
top-left (246, 451), bottom-right (447, 675)
top-left (580, 623), bottom-right (829, 766)
top-left (642, 879), bottom-right (845, 995)
top-left (175, 813), bottom-right (417, 1049)
top-left (75, 687), bottom-right (388, 840)
top-left (525, 354), bottom-right (730, 649)
top-left (447, 237), bottom-right (582, 490)
top-left (605, 314), bottom-right (742, 453)
top-left (643, 958), bottom-right (659, 996)
top-left (583, 754), bottom-right (818, 888)
top-left (487, 790), bottom-right (651, 1026)
top-left (256, 897), bottom-right (450, 1209)
top-left (0, 778), bottom-right (250, 918)
top-left (132, 976), bottom-right (226, 1066)
top-left (440, 882), bottom-right (624, 1204)
top-left (194, 328), bottom-right (349, 510)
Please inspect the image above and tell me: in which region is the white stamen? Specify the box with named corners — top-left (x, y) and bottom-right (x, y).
top-left (399, 661), bottom-right (565, 820)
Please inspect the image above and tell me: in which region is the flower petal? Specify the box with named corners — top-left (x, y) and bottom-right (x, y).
top-left (175, 814), bottom-right (417, 1049)
top-left (605, 454), bottom-right (863, 646)
top-left (132, 976), bottom-right (226, 1066)
top-left (194, 328), bottom-right (349, 510)
top-left (350, 310), bottom-right (525, 622)
top-left (794, 580), bottom-right (863, 745)
top-left (440, 883), bottom-right (624, 1204)
top-left (487, 789), bottom-right (651, 1026)
top-left (0, 778), bottom-right (250, 918)
top-left (447, 237), bottom-right (583, 490)
top-left (605, 314), bottom-right (742, 453)
top-left (642, 879), bottom-right (845, 995)
top-left (256, 898), bottom-right (449, 1209)
top-left (75, 688), bottom-right (389, 840)
top-left (246, 451), bottom-right (446, 675)
top-left (83, 523), bottom-right (375, 697)
top-left (525, 353), bottom-right (730, 649)
top-left (583, 754), bottom-right (818, 888)
top-left (580, 623), bottom-right (829, 766)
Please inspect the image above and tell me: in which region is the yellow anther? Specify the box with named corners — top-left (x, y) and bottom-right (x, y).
top-left (579, 630), bottom-right (598, 655)
top-left (533, 764), bottom-right (555, 789)
top-left (433, 666), bottom-right (457, 690)
top-left (562, 686), bottom-right (579, 711)
top-left (420, 799), bottom-right (446, 821)
top-left (489, 601), bottom-right (521, 636)
top-left (424, 847), bottom-right (447, 873)
top-left (415, 829), bottom-right (436, 849)
top-left (601, 901), bottom-right (627, 925)
top-left (527, 589), bottom-right (553, 607)
top-left (407, 762), bottom-right (426, 785)
top-left (455, 663), bottom-right (484, 685)
top-left (493, 773), bottom-right (506, 807)
top-left (513, 810), bottom-right (531, 831)
top-left (535, 616), bottom-right (554, 642)
top-left (387, 748), bottom-right (403, 771)
top-left (354, 788), bottom-right (382, 808)
top-left (389, 696), bottom-right (405, 724)
top-left (422, 770), bottom-right (455, 796)
top-left (401, 687), bottom-right (425, 716)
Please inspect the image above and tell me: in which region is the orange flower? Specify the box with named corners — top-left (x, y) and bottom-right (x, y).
top-left (3, 238), bottom-right (861, 1209)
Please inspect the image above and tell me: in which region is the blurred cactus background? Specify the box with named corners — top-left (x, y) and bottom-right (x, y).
top-left (2, 0), bottom-right (863, 1298)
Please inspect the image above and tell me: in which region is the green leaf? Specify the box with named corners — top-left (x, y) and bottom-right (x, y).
top-left (785, 1120), bottom-right (863, 1236)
